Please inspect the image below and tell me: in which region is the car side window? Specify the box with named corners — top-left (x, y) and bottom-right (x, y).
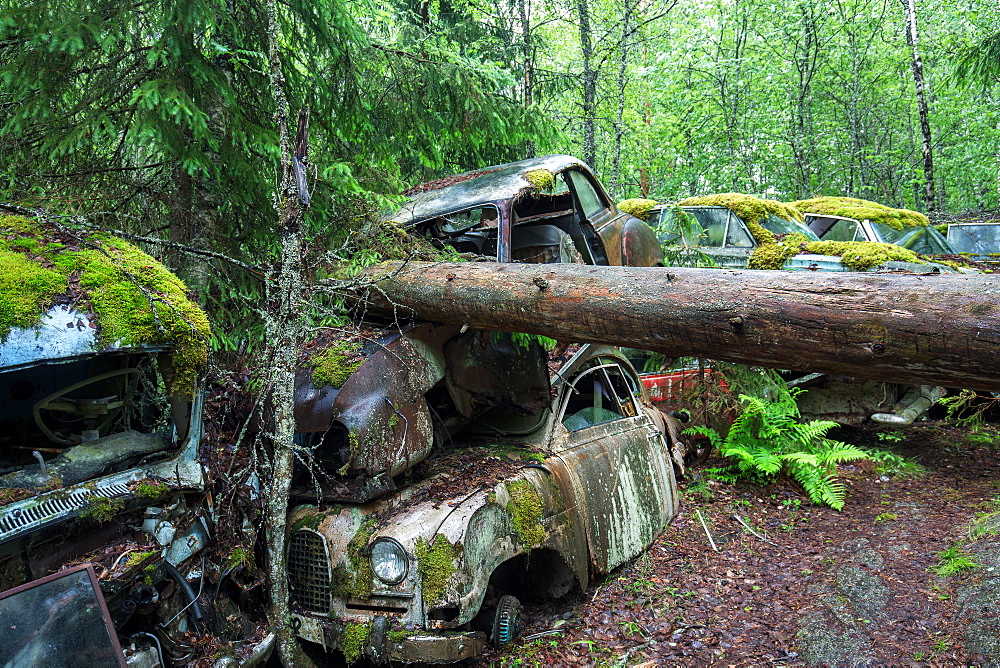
top-left (821, 219), bottom-right (861, 242)
top-left (725, 213), bottom-right (755, 247)
top-left (431, 205), bottom-right (501, 235)
top-left (561, 362), bottom-right (638, 432)
top-left (567, 170), bottom-right (609, 219)
top-left (693, 209), bottom-right (728, 246)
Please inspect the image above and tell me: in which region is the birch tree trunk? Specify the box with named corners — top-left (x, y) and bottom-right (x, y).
top-left (902, 0), bottom-right (937, 210)
top-left (264, 1), bottom-right (309, 663)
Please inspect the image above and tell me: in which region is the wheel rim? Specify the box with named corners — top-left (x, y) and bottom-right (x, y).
top-left (492, 594), bottom-right (523, 648)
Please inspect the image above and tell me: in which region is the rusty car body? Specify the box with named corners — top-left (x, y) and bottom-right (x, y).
top-left (0, 212), bottom-right (272, 666)
top-left (390, 154), bottom-right (664, 267)
top-left (287, 339), bottom-right (680, 663)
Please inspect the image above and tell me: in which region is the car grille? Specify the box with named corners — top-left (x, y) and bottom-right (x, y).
top-left (288, 529), bottom-right (333, 615)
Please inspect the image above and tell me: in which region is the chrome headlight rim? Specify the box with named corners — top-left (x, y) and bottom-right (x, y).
top-left (369, 537), bottom-right (409, 585)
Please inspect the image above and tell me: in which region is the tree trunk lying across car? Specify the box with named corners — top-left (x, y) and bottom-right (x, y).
top-left (342, 261), bottom-right (1000, 392)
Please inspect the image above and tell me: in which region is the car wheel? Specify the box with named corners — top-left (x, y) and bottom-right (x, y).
top-left (491, 594), bottom-right (523, 648)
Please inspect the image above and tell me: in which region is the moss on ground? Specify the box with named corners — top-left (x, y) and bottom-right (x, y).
top-left (790, 196), bottom-right (929, 230)
top-left (506, 479), bottom-right (545, 547)
top-left (415, 534), bottom-right (458, 606)
top-left (0, 214), bottom-right (210, 396)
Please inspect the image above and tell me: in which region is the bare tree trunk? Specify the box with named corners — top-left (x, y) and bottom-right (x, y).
top-left (577, 0), bottom-right (597, 168)
top-left (344, 261), bottom-right (1000, 391)
top-left (902, 0), bottom-right (937, 210)
top-left (608, 0), bottom-right (632, 197)
top-left (518, 0), bottom-right (535, 158)
top-left (264, 1), bottom-right (310, 663)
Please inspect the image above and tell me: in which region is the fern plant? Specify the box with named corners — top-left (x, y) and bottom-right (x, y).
top-left (685, 390), bottom-right (869, 510)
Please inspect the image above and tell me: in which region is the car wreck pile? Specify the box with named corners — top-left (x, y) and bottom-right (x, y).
top-left (2, 156), bottom-right (997, 666)
top-left (0, 212), bottom-right (272, 666)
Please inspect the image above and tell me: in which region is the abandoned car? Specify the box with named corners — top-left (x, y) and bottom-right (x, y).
top-left (945, 220), bottom-right (1000, 267)
top-left (0, 213), bottom-right (272, 666)
top-left (792, 196), bottom-right (958, 257)
top-left (619, 193), bottom-right (955, 273)
top-left (389, 154), bottom-right (665, 268)
top-left (615, 194), bottom-right (949, 426)
top-left (288, 330), bottom-right (682, 663)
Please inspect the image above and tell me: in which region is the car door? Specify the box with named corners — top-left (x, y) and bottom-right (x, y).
top-left (544, 357), bottom-right (678, 574)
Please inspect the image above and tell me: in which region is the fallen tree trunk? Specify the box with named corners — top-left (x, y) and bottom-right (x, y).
top-left (342, 262), bottom-right (1000, 391)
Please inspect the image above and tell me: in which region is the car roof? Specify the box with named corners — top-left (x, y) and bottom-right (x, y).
top-left (388, 155), bottom-right (589, 227)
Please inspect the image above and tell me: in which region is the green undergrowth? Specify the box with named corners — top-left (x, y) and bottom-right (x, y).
top-left (930, 545), bottom-right (980, 577)
top-left (790, 196), bottom-right (929, 230)
top-left (0, 214), bottom-right (210, 396)
top-left (686, 389), bottom-right (870, 510)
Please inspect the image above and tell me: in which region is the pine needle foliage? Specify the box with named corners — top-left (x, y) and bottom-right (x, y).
top-left (685, 389), bottom-right (869, 510)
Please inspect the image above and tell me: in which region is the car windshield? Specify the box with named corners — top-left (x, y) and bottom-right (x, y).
top-left (658, 207), bottom-right (754, 247)
top-left (1, 350), bottom-right (177, 495)
top-left (760, 214), bottom-right (820, 241)
top-left (947, 224), bottom-right (1000, 255)
top-left (874, 222), bottom-right (953, 254)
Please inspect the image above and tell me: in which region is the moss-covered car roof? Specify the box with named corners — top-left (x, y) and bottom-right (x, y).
top-left (0, 213), bottom-right (210, 394)
top-left (790, 196), bottom-right (929, 230)
top-left (678, 193), bottom-right (806, 226)
top-left (620, 193), bottom-right (937, 271)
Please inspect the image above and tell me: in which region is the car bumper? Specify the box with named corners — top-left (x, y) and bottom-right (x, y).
top-left (293, 613), bottom-right (488, 664)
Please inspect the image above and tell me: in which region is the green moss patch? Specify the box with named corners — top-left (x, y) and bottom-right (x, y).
top-left (618, 198), bottom-right (659, 220)
top-left (415, 534), bottom-right (458, 606)
top-left (790, 196), bottom-right (929, 230)
top-left (331, 516), bottom-right (376, 599)
top-left (505, 479), bottom-right (545, 547)
top-left (0, 214), bottom-right (210, 396)
top-left (134, 480), bottom-right (170, 500)
top-left (340, 622), bottom-right (370, 664)
top-left (803, 240), bottom-right (927, 271)
top-left (79, 495), bottom-right (124, 524)
top-left (524, 169), bottom-right (555, 192)
top-left (307, 340), bottom-right (364, 389)
top-left (678, 193), bottom-right (805, 228)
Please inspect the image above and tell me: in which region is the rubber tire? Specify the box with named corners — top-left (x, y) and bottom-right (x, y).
top-left (491, 594), bottom-right (523, 649)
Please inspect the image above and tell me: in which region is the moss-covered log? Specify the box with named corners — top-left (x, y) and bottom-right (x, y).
top-left (344, 262), bottom-right (1000, 391)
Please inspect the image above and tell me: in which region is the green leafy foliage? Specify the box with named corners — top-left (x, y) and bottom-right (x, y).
top-left (686, 390), bottom-right (869, 510)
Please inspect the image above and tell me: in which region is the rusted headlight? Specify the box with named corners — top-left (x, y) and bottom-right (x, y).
top-left (370, 537), bottom-right (408, 584)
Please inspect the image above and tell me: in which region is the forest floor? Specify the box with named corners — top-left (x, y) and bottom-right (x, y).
top-left (479, 420), bottom-right (1000, 667)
